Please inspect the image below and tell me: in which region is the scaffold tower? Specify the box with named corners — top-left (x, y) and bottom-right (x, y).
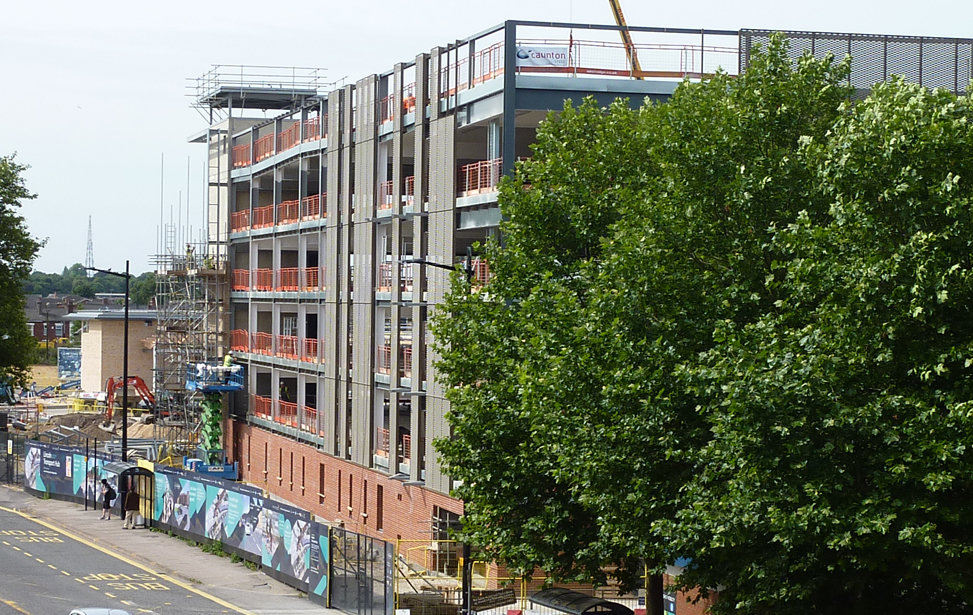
top-left (152, 231), bottom-right (228, 455)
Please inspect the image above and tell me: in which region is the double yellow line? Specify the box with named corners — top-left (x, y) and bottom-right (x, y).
top-left (0, 505), bottom-right (255, 615)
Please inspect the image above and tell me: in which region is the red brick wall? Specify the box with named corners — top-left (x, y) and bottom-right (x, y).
top-left (664, 574), bottom-right (717, 615)
top-left (227, 420), bottom-right (463, 544)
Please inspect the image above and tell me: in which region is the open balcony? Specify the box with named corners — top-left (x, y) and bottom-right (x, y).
top-left (253, 332), bottom-right (274, 355)
top-left (301, 193), bottom-right (326, 221)
top-left (253, 268), bottom-right (273, 291)
top-left (276, 335), bottom-right (300, 360)
top-left (231, 329), bottom-right (250, 352)
top-left (277, 199), bottom-right (300, 225)
top-left (277, 400), bottom-right (298, 428)
top-left (278, 123), bottom-right (300, 152)
top-left (379, 180), bottom-right (394, 213)
top-left (252, 205), bottom-right (275, 229)
top-left (300, 405), bottom-right (321, 435)
top-left (253, 394), bottom-right (272, 420)
top-left (232, 269), bottom-right (250, 291)
top-left (301, 266), bottom-right (320, 291)
top-left (232, 143), bottom-right (252, 169)
top-left (276, 268), bottom-right (300, 292)
top-left (302, 338), bottom-right (319, 363)
top-left (230, 210), bottom-right (250, 233)
top-left (458, 158), bottom-right (502, 197)
top-left (254, 133), bottom-right (275, 162)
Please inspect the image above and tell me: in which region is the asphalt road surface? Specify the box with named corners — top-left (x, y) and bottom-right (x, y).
top-left (0, 506), bottom-right (240, 615)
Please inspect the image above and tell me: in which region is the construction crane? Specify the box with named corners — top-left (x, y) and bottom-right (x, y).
top-left (608, 0), bottom-right (643, 80)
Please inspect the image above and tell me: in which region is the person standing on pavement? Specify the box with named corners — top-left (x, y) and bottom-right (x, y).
top-left (99, 479), bottom-right (115, 520)
top-left (123, 486), bottom-right (140, 529)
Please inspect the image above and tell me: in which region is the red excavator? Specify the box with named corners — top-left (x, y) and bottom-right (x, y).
top-left (104, 376), bottom-right (155, 423)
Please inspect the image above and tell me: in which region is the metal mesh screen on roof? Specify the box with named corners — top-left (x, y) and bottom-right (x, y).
top-left (741, 29), bottom-right (973, 96)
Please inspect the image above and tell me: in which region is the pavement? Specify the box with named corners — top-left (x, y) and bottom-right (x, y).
top-left (0, 484), bottom-right (323, 614)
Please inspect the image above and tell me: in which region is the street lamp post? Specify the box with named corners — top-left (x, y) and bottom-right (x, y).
top-left (86, 261), bottom-right (131, 463)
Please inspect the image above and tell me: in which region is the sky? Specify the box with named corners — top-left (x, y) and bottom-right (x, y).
top-left (3, 0), bottom-right (972, 275)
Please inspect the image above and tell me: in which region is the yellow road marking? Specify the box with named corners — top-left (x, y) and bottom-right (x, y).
top-left (22, 552), bottom-right (31, 557)
top-left (121, 600), bottom-right (134, 605)
top-left (12, 546), bottom-right (20, 551)
top-left (47, 564), bottom-right (56, 569)
top-left (1, 540), bottom-right (8, 545)
top-left (75, 578), bottom-right (84, 583)
top-left (35, 558), bottom-right (44, 563)
top-left (61, 570), bottom-right (71, 576)
top-left (105, 592), bottom-right (117, 598)
top-left (88, 584), bottom-right (99, 590)
top-left (0, 597), bottom-right (32, 615)
top-left (0, 505), bottom-right (256, 615)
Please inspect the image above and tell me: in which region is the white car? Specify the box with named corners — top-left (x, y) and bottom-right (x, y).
top-left (69, 609), bottom-right (132, 615)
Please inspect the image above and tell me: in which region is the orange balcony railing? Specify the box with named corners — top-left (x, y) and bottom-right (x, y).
top-left (278, 123), bottom-right (300, 152)
top-left (377, 345), bottom-right (392, 374)
top-left (377, 263), bottom-right (393, 291)
top-left (277, 268), bottom-right (299, 291)
top-left (376, 428), bottom-right (390, 457)
top-left (379, 180), bottom-right (394, 210)
top-left (232, 143), bottom-right (252, 168)
top-left (400, 345), bottom-right (413, 378)
top-left (230, 210), bottom-right (250, 233)
top-left (302, 338), bottom-right (319, 363)
top-left (254, 133), bottom-right (275, 162)
top-left (300, 405), bottom-right (318, 434)
top-left (440, 43), bottom-right (505, 98)
top-left (469, 258), bottom-right (492, 286)
top-left (277, 400), bottom-right (298, 428)
top-left (278, 199), bottom-right (300, 225)
top-left (301, 194), bottom-right (321, 220)
top-left (252, 204), bottom-right (275, 229)
top-left (253, 394), bottom-right (272, 419)
top-left (380, 94), bottom-right (394, 123)
top-left (253, 268), bottom-right (273, 291)
top-left (231, 329), bottom-right (250, 352)
top-left (301, 267), bottom-right (320, 291)
top-left (404, 175), bottom-right (415, 206)
top-left (303, 117), bottom-right (321, 142)
top-left (232, 269), bottom-right (250, 291)
top-left (401, 434), bottom-right (412, 461)
top-left (277, 334), bottom-right (300, 360)
top-left (253, 332), bottom-right (274, 355)
top-left (403, 83), bottom-right (416, 114)
top-left (458, 158), bottom-right (502, 196)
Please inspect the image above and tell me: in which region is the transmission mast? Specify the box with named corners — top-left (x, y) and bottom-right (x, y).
top-left (85, 216), bottom-right (95, 277)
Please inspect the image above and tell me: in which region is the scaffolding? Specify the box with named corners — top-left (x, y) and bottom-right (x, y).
top-left (152, 231), bottom-right (227, 454)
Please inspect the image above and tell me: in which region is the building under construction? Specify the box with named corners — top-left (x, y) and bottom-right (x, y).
top-left (178, 19), bottom-right (973, 596)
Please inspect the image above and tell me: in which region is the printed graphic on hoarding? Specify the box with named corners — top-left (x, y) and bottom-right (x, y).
top-left (515, 46), bottom-right (569, 67)
top-left (58, 347), bottom-right (82, 379)
top-left (24, 441), bottom-right (114, 501)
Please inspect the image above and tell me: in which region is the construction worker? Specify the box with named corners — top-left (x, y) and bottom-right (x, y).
top-left (222, 354), bottom-right (233, 384)
top-left (279, 381), bottom-right (290, 403)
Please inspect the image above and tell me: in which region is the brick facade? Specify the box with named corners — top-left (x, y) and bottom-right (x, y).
top-left (228, 420), bottom-right (463, 543)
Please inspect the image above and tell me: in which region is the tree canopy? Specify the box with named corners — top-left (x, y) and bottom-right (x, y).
top-left (432, 36), bottom-right (973, 613)
top-left (0, 155), bottom-right (44, 385)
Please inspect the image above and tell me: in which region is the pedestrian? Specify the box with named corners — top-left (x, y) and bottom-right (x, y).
top-left (99, 479), bottom-right (116, 520)
top-left (123, 486), bottom-right (140, 529)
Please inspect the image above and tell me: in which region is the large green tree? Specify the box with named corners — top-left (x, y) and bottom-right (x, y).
top-left (0, 155), bottom-right (44, 385)
top-left (434, 36), bottom-right (973, 612)
top-left (668, 78), bottom-right (973, 613)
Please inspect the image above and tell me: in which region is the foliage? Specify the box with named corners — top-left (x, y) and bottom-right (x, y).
top-left (0, 155), bottom-right (44, 386)
top-left (433, 35), bottom-right (973, 612)
top-left (667, 78), bottom-right (973, 613)
top-left (25, 265), bottom-right (155, 307)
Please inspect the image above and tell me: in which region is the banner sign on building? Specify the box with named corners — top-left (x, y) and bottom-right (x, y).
top-left (515, 46), bottom-right (570, 68)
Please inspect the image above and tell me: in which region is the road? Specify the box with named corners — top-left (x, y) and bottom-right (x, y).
top-left (0, 506), bottom-right (241, 615)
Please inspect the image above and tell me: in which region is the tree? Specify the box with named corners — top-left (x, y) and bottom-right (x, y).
top-left (0, 155), bottom-right (44, 385)
top-left (130, 272), bottom-right (156, 307)
top-left (667, 78), bottom-right (973, 613)
top-left (434, 36), bottom-right (973, 612)
top-left (71, 279), bottom-right (95, 298)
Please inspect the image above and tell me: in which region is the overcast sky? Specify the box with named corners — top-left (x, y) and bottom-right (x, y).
top-left (3, 0), bottom-right (971, 275)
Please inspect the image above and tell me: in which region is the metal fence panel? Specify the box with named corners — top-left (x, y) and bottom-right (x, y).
top-left (331, 526), bottom-right (391, 615)
top-left (0, 433), bottom-right (25, 485)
